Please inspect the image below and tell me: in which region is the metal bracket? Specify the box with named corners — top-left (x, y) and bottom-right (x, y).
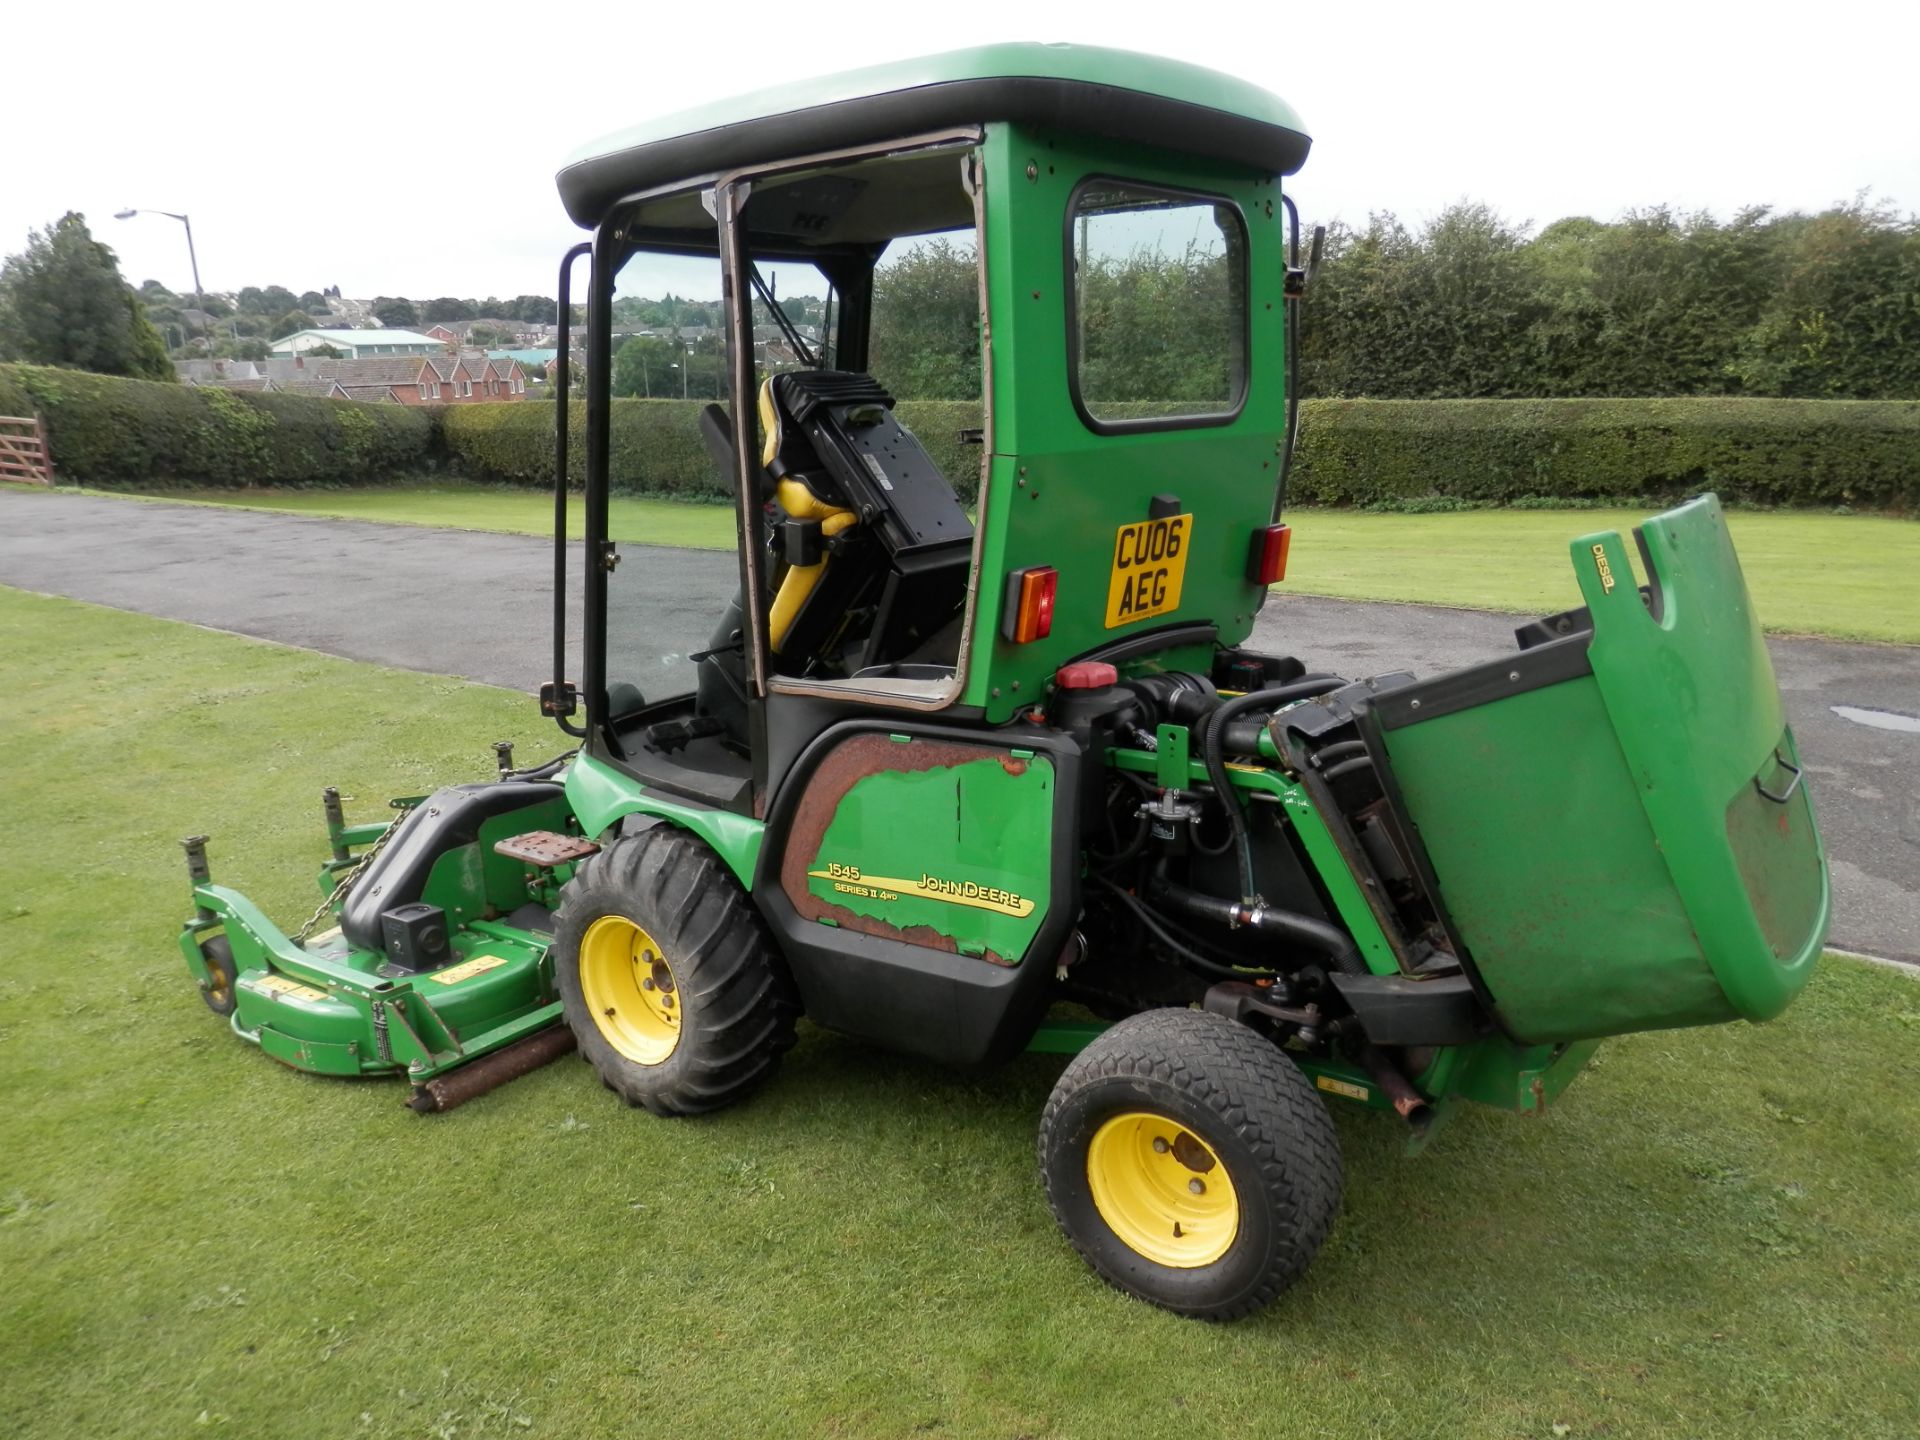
top-left (1754, 749), bottom-right (1803, 804)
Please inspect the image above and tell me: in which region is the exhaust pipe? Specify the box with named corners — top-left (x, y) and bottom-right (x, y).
top-left (1359, 1045), bottom-right (1434, 1129)
top-left (405, 1024), bottom-right (577, 1114)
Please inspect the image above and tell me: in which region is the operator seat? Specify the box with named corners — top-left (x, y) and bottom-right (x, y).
top-left (681, 373), bottom-right (974, 756)
top-left (758, 370), bottom-right (973, 679)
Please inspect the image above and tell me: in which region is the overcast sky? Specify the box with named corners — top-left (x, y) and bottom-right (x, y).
top-left (10, 0), bottom-right (1915, 305)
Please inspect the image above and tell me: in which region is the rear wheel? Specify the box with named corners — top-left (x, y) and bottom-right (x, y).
top-left (1038, 1007), bottom-right (1342, 1321)
top-left (198, 935), bottom-right (238, 1018)
top-left (552, 827), bottom-right (798, 1116)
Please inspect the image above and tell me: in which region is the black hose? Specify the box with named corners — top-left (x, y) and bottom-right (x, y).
top-left (1320, 754), bottom-right (1374, 784)
top-left (1203, 679), bottom-right (1343, 902)
top-left (505, 749), bottom-right (578, 782)
top-left (1088, 875), bottom-right (1279, 981)
top-left (1311, 740), bottom-right (1368, 767)
top-left (1149, 873), bottom-right (1367, 975)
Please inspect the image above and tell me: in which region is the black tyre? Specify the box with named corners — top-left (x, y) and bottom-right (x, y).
top-left (552, 827), bottom-right (799, 1116)
top-left (1037, 1007), bottom-right (1342, 1321)
top-left (199, 935), bottom-right (238, 1018)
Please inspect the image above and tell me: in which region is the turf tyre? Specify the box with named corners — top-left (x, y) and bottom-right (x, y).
top-left (199, 935), bottom-right (238, 1018)
top-left (552, 826), bottom-right (798, 1116)
top-left (1038, 1006), bottom-right (1342, 1321)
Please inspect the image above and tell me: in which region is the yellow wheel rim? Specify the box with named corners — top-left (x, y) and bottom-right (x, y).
top-left (1086, 1111), bottom-right (1239, 1268)
top-left (578, 916), bottom-right (681, 1066)
top-left (205, 963), bottom-right (230, 1006)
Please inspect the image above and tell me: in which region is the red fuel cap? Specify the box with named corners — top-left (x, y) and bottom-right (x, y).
top-left (1055, 661), bottom-right (1119, 690)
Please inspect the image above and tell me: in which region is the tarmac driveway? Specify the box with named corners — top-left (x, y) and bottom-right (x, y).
top-left (3, 488), bottom-right (1914, 962)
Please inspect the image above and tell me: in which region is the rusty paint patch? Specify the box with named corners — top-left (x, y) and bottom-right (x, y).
top-left (779, 732), bottom-right (1026, 959)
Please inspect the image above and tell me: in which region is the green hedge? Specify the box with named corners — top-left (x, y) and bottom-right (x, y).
top-left (1290, 398), bottom-right (1920, 510)
top-left (8, 366), bottom-right (1914, 511)
top-left (0, 363), bottom-right (438, 486)
top-left (443, 397), bottom-right (986, 502)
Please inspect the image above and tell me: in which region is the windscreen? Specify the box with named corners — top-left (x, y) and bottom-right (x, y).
top-left (600, 248), bottom-right (827, 712)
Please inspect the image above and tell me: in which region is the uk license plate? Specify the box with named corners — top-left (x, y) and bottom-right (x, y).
top-left (1104, 515), bottom-right (1193, 628)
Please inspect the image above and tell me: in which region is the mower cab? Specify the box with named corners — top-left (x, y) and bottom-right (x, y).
top-left (176, 43), bottom-right (1828, 1320)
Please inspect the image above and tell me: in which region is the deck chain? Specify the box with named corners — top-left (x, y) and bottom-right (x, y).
top-left (293, 799), bottom-right (419, 945)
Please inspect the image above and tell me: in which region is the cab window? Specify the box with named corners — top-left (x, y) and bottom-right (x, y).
top-left (1067, 179), bottom-right (1249, 432)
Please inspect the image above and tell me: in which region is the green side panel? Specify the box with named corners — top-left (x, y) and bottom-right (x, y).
top-left (1384, 672), bottom-right (1731, 1042)
top-left (805, 753), bottom-right (1053, 964)
top-left (234, 980), bottom-right (371, 1067)
top-left (1573, 496), bottom-right (1827, 1019)
top-left (256, 1028), bottom-right (363, 1077)
top-left (965, 124), bottom-right (1290, 720)
top-left (563, 752), bottom-right (765, 884)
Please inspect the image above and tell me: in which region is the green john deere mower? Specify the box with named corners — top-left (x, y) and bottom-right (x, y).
top-left (177, 45), bottom-right (1829, 1320)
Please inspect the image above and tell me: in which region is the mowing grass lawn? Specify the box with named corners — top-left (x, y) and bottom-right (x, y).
top-left (2, 586), bottom-right (1917, 1440)
top-left (48, 481), bottom-right (1919, 644)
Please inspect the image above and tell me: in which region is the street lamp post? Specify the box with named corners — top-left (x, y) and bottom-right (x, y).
top-left (115, 208), bottom-right (205, 353)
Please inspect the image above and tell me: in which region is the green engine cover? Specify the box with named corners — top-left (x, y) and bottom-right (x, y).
top-left (1375, 495), bottom-right (1828, 1043)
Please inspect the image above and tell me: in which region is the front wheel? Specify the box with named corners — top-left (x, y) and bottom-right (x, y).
top-left (198, 935), bottom-right (238, 1018)
top-left (1037, 1007), bottom-right (1342, 1321)
top-left (552, 826), bottom-right (798, 1116)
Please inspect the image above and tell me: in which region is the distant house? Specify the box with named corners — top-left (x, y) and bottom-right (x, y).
top-left (489, 347), bottom-right (557, 373)
top-left (269, 328), bottom-right (444, 358)
top-left (424, 319), bottom-right (550, 348)
top-left (174, 359), bottom-right (359, 400)
top-left (173, 351), bottom-right (525, 403)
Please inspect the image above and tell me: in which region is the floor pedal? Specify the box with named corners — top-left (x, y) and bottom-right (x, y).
top-left (493, 831), bottom-right (600, 867)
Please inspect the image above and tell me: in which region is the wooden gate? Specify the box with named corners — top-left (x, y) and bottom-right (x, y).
top-left (0, 415), bottom-right (51, 484)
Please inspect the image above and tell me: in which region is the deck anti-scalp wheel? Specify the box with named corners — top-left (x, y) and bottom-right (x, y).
top-left (1038, 1007), bottom-right (1342, 1321)
top-left (552, 826), bottom-right (798, 1116)
top-left (198, 935), bottom-right (239, 1019)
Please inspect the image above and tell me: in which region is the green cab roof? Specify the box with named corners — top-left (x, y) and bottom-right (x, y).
top-left (556, 43), bottom-right (1310, 227)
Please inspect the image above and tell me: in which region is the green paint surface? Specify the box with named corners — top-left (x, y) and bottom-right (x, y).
top-left (967, 123), bottom-right (1290, 717)
top-left (807, 751), bottom-right (1053, 963)
top-left (564, 43), bottom-right (1307, 173)
top-left (564, 749), bottom-right (764, 883)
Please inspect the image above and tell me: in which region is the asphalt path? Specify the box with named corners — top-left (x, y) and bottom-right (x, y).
top-left (4, 489), bottom-right (1914, 961)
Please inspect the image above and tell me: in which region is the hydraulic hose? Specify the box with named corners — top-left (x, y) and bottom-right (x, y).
top-left (1202, 679), bottom-right (1342, 903)
top-left (1088, 874), bottom-right (1279, 981)
top-left (1149, 873), bottom-right (1367, 976)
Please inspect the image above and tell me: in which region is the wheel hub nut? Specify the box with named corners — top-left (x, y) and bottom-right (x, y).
top-left (1188, 1178), bottom-right (1206, 1195)
top-left (1152, 1137), bottom-right (1170, 1154)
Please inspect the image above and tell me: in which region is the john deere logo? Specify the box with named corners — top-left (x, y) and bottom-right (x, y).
top-left (809, 863), bottom-right (1033, 917)
top-left (1591, 543), bottom-right (1616, 594)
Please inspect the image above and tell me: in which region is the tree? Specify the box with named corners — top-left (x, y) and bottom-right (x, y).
top-left (373, 296), bottom-right (419, 328)
top-left (0, 211), bottom-right (176, 379)
top-left (508, 294), bottom-right (554, 323)
top-left (273, 310), bottom-right (316, 339)
top-left (297, 291), bottom-right (326, 311)
top-left (868, 238), bottom-right (980, 397)
top-left (304, 343), bottom-right (344, 359)
top-left (423, 296), bottom-right (476, 323)
top-left (612, 334), bottom-right (677, 397)
top-left (235, 284), bottom-right (296, 316)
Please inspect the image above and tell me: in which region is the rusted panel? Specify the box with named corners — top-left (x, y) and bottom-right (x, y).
top-left (779, 733), bottom-right (1024, 961)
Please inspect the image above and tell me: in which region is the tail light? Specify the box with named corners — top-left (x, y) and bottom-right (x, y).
top-left (1248, 523), bottom-right (1291, 585)
top-left (1002, 565), bottom-right (1058, 644)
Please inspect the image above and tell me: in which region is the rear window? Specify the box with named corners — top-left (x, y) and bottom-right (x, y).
top-left (1066, 179), bottom-right (1248, 433)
